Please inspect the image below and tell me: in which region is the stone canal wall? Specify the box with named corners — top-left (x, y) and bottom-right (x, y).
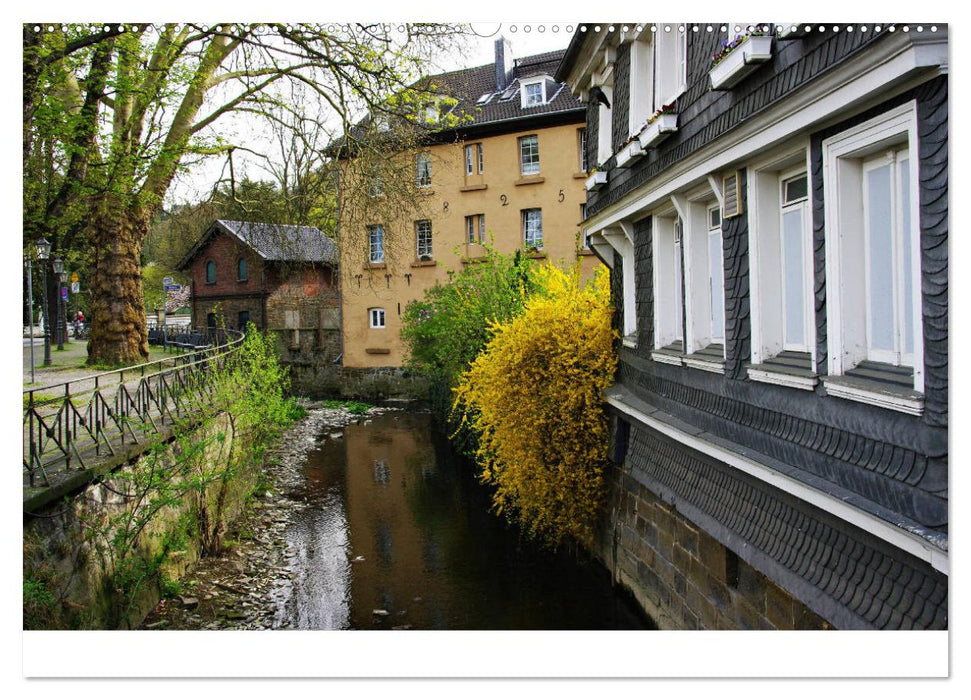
top-left (23, 412), bottom-right (259, 630)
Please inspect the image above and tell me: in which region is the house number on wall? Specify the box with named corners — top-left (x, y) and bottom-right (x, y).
top-left (500, 194), bottom-right (508, 206)
top-left (443, 201), bottom-right (449, 211)
top-left (558, 189), bottom-right (565, 202)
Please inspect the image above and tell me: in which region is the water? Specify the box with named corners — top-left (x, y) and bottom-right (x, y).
top-left (275, 410), bottom-right (655, 630)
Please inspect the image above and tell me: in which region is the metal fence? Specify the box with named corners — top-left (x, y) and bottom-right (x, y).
top-left (23, 328), bottom-right (245, 494)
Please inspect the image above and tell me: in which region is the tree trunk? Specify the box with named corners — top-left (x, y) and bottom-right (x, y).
top-left (87, 200), bottom-right (149, 366)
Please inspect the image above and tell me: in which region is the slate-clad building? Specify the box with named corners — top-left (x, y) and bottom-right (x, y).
top-left (557, 24), bottom-right (947, 630)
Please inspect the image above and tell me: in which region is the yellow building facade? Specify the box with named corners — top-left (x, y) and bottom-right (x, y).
top-left (339, 44), bottom-right (600, 368)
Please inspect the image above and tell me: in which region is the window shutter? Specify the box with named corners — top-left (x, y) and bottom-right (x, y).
top-left (722, 171), bottom-right (743, 218)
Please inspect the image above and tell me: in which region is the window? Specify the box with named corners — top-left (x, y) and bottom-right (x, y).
top-left (578, 128), bottom-right (588, 173)
top-left (206, 312), bottom-right (216, 329)
top-left (415, 220), bottom-right (433, 258)
top-left (780, 173), bottom-right (811, 351)
top-left (580, 204), bottom-right (590, 249)
top-left (369, 308), bottom-right (386, 329)
top-left (519, 135), bottom-right (540, 175)
top-left (466, 214), bottom-right (486, 245)
top-left (596, 85), bottom-right (613, 165)
top-left (368, 225), bottom-right (385, 263)
top-left (629, 37), bottom-right (654, 134)
top-left (238, 310), bottom-right (250, 329)
top-left (678, 195), bottom-right (724, 363)
top-left (367, 173), bottom-right (383, 197)
top-left (655, 25), bottom-right (687, 110)
top-left (522, 208), bottom-right (543, 249)
top-left (653, 215), bottom-right (684, 349)
top-left (416, 154), bottom-right (432, 188)
top-left (205, 261), bottom-right (215, 284)
top-left (237, 258), bottom-right (247, 282)
top-left (749, 151), bottom-right (816, 375)
top-left (822, 103), bottom-right (922, 400)
top-left (465, 143), bottom-right (483, 175)
top-left (522, 80), bottom-right (544, 107)
top-left (707, 205), bottom-right (725, 345)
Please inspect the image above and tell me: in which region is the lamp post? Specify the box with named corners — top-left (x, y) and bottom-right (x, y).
top-left (54, 260), bottom-right (66, 351)
top-left (36, 238), bottom-right (51, 366)
top-left (25, 253), bottom-right (35, 383)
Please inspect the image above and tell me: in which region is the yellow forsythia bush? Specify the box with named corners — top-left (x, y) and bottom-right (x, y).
top-left (453, 264), bottom-right (618, 547)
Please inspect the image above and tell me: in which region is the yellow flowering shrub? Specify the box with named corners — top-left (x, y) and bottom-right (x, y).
top-left (453, 264), bottom-right (618, 547)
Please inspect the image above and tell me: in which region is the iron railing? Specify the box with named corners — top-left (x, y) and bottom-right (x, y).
top-left (23, 328), bottom-right (245, 495)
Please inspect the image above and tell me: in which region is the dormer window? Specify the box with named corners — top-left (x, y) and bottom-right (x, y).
top-left (520, 77), bottom-right (553, 108)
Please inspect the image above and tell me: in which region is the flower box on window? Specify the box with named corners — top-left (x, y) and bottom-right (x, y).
top-left (615, 141), bottom-right (645, 168)
top-left (585, 170), bottom-right (607, 191)
top-left (637, 113), bottom-right (679, 149)
top-left (709, 35), bottom-right (774, 90)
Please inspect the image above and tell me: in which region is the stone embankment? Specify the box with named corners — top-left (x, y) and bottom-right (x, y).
top-left (140, 402), bottom-right (397, 630)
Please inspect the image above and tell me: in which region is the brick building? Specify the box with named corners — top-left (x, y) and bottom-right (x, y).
top-left (177, 219), bottom-right (340, 355)
top-left (558, 24), bottom-right (948, 630)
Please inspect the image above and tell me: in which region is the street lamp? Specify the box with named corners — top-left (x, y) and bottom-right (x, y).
top-left (36, 238), bottom-right (51, 366)
top-left (54, 261), bottom-right (66, 351)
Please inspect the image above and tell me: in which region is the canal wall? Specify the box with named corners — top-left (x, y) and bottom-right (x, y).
top-left (23, 412), bottom-right (259, 630)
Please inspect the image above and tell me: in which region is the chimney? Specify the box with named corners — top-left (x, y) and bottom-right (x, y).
top-left (495, 37), bottom-right (514, 91)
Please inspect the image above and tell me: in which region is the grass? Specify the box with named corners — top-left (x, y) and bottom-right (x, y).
top-left (321, 399), bottom-right (372, 415)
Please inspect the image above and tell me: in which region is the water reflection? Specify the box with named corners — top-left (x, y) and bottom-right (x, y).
top-left (278, 410), bottom-right (654, 630)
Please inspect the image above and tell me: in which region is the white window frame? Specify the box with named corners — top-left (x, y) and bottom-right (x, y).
top-left (520, 78), bottom-right (546, 108)
top-left (778, 169), bottom-right (813, 353)
top-left (522, 208), bottom-right (543, 249)
top-left (519, 135), bottom-right (540, 175)
top-left (673, 192), bottom-right (725, 362)
top-left (654, 24), bottom-right (687, 111)
top-left (369, 308), bottom-right (386, 329)
top-left (706, 203), bottom-right (725, 346)
top-left (416, 153), bottom-right (432, 188)
top-left (748, 145), bottom-right (816, 370)
top-left (415, 220), bottom-right (432, 258)
top-left (822, 102), bottom-right (922, 392)
top-left (368, 224), bottom-right (385, 264)
top-left (652, 214), bottom-right (683, 349)
top-left (578, 128), bottom-right (589, 173)
top-left (596, 85), bottom-right (613, 166)
top-left (465, 143), bottom-right (484, 176)
top-left (465, 214), bottom-right (485, 245)
top-left (629, 36), bottom-right (654, 135)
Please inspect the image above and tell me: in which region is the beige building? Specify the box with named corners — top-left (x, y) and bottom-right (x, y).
top-left (338, 40), bottom-right (600, 369)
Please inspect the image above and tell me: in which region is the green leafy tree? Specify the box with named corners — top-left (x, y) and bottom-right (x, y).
top-left (23, 22), bottom-right (470, 366)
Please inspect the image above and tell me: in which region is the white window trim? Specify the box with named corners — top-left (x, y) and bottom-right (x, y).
top-left (653, 24), bottom-right (687, 111)
top-left (652, 214), bottom-right (682, 350)
top-left (519, 135), bottom-right (540, 176)
top-left (368, 225), bottom-right (385, 264)
top-left (416, 154), bottom-right (432, 188)
top-left (602, 223), bottom-right (637, 343)
top-left (672, 192), bottom-right (724, 360)
top-left (822, 101), bottom-right (922, 393)
top-left (628, 37), bottom-right (654, 136)
top-left (747, 143), bottom-right (815, 368)
top-left (520, 78), bottom-right (547, 108)
top-left (596, 85), bottom-right (613, 166)
top-left (415, 220), bottom-right (432, 258)
top-left (369, 308), bottom-right (386, 329)
top-left (522, 208), bottom-right (543, 249)
top-left (465, 143), bottom-right (484, 176)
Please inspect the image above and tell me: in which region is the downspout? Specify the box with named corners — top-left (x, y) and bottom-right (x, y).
top-left (333, 158), bottom-right (344, 366)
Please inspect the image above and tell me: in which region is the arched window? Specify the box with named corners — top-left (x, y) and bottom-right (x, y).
top-left (237, 258), bottom-right (247, 282)
top-left (206, 261), bottom-right (216, 284)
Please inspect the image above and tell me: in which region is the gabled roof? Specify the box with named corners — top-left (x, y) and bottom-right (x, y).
top-left (334, 46), bottom-right (584, 153)
top-left (176, 220), bottom-right (338, 270)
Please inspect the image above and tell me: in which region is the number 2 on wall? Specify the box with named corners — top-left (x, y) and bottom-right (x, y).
top-left (500, 194), bottom-right (508, 207)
